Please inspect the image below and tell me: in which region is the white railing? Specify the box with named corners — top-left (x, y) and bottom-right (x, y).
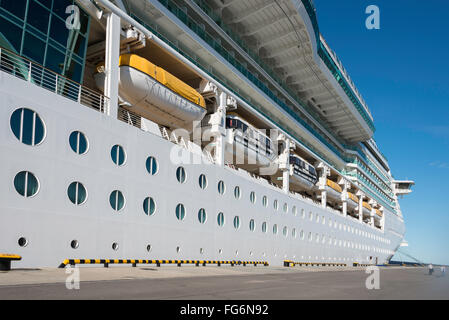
top-left (0, 47), bottom-right (108, 113)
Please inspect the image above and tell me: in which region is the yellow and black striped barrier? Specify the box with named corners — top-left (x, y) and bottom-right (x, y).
top-left (283, 260), bottom-right (346, 267)
top-left (58, 259), bottom-right (269, 268)
top-left (0, 254), bottom-right (22, 271)
top-left (352, 263), bottom-right (372, 267)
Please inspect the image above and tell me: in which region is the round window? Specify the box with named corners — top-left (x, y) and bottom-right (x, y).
top-left (10, 108), bottom-right (45, 146)
top-left (14, 171), bottom-right (39, 197)
top-left (67, 181), bottom-right (87, 205)
top-left (111, 145), bottom-right (126, 166)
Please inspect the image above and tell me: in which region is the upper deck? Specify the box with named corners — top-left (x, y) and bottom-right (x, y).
top-left (169, 0), bottom-right (375, 142)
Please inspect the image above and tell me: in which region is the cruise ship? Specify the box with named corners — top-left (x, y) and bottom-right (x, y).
top-left (0, 0), bottom-right (414, 268)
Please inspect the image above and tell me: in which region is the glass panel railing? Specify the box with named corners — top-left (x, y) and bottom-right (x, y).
top-left (318, 42), bottom-right (375, 132)
top-left (0, 46), bottom-right (107, 112)
top-left (345, 171), bottom-right (395, 210)
top-left (353, 158), bottom-right (392, 194)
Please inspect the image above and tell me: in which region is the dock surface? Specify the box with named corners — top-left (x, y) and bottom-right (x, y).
top-left (0, 266), bottom-right (448, 300)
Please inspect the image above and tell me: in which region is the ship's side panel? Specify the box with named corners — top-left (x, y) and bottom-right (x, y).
top-left (0, 72), bottom-right (401, 267)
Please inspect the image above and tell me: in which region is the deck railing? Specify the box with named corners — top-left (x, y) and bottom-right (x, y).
top-left (0, 47), bottom-right (108, 113)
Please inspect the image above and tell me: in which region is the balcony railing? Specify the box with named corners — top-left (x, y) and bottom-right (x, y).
top-left (0, 47), bottom-right (107, 113)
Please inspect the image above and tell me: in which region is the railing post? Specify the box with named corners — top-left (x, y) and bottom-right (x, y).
top-left (77, 85), bottom-right (82, 103)
top-left (28, 61), bottom-right (32, 82)
top-left (55, 74), bottom-right (58, 93)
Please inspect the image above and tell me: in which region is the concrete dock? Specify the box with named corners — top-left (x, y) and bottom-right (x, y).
top-left (0, 265), bottom-right (448, 300)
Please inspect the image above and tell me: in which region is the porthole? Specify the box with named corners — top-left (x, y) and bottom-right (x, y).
top-left (10, 108), bottom-right (45, 146)
top-left (283, 203), bottom-right (288, 213)
top-left (233, 216), bottom-right (240, 229)
top-left (67, 182), bottom-right (87, 205)
top-left (262, 222), bottom-right (267, 233)
top-left (218, 249), bottom-right (223, 254)
top-left (283, 226), bottom-right (288, 237)
top-left (316, 213), bottom-right (319, 223)
top-left (322, 216), bottom-right (326, 225)
top-left (234, 186), bottom-right (241, 199)
top-left (308, 232), bottom-right (312, 241)
top-left (176, 246), bottom-right (181, 253)
top-left (112, 242), bottom-right (119, 251)
top-left (250, 191), bottom-right (256, 204)
top-left (109, 190), bottom-right (125, 211)
top-left (198, 208), bottom-right (207, 224)
top-left (301, 209), bottom-right (305, 219)
top-left (273, 224), bottom-right (278, 235)
top-left (69, 131), bottom-right (88, 155)
top-left (262, 195), bottom-right (267, 207)
top-left (218, 180), bottom-right (225, 195)
top-left (176, 204), bottom-right (186, 221)
top-left (300, 230), bottom-right (305, 240)
top-left (249, 219), bottom-right (255, 231)
top-left (273, 200), bottom-right (278, 210)
top-left (200, 248), bottom-right (204, 254)
top-left (14, 171), bottom-right (39, 197)
top-left (198, 174), bottom-right (207, 189)
top-left (71, 240), bottom-right (79, 249)
top-left (217, 212), bottom-right (225, 226)
top-left (292, 206), bottom-right (297, 216)
top-left (309, 211), bottom-right (313, 221)
top-left (143, 197), bottom-right (156, 216)
top-left (146, 245), bottom-right (152, 252)
top-left (292, 228), bottom-right (297, 238)
top-left (176, 167), bottom-right (186, 183)
top-left (18, 237), bottom-right (28, 247)
top-left (146, 156), bottom-right (158, 175)
top-left (111, 145), bottom-right (126, 166)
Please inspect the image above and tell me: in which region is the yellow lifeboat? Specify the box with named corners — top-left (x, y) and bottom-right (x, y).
top-left (325, 179), bottom-right (342, 202)
top-left (94, 54), bottom-right (206, 130)
top-left (375, 209), bottom-right (383, 218)
top-left (347, 192), bottom-right (359, 211)
top-left (362, 201), bottom-right (372, 215)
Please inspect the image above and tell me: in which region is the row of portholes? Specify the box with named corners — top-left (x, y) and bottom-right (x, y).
top-left (13, 171), bottom-right (156, 214)
top-left (17, 235), bottom-right (391, 256)
top-left (10, 108), bottom-right (159, 174)
top-left (13, 170), bottom-right (389, 246)
top-left (13, 169), bottom-right (389, 245)
top-left (10, 109), bottom-right (389, 243)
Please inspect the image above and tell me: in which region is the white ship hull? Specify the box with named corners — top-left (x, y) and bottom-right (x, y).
top-left (0, 72), bottom-right (405, 268)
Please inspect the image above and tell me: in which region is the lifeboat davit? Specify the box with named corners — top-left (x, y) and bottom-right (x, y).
top-left (94, 54), bottom-right (206, 130)
top-left (224, 115), bottom-right (276, 168)
top-left (289, 155), bottom-right (318, 191)
top-left (324, 179), bottom-right (342, 202)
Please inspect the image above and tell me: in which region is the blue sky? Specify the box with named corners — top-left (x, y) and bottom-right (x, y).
top-left (314, 0), bottom-right (449, 264)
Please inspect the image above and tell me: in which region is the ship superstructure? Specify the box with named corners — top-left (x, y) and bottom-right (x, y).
top-left (0, 0), bottom-right (413, 267)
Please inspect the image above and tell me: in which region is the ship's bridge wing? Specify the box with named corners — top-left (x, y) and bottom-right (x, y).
top-left (209, 0), bottom-right (375, 143)
top-left (392, 180), bottom-right (415, 196)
